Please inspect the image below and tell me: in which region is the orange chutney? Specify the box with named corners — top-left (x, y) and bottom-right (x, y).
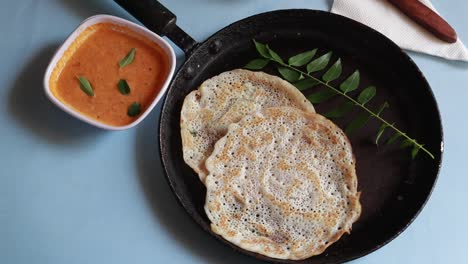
top-left (50, 23), bottom-right (169, 126)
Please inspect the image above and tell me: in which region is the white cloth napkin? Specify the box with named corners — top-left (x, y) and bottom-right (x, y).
top-left (331, 0), bottom-right (468, 62)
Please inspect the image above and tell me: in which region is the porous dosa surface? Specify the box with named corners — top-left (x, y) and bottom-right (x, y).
top-left (204, 107), bottom-right (361, 260)
top-left (181, 69), bottom-right (315, 182)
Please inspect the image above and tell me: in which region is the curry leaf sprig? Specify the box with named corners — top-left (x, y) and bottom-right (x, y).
top-left (245, 40), bottom-right (434, 159)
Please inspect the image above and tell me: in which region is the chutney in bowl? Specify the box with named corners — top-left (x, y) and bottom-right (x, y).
top-left (44, 15), bottom-right (176, 130)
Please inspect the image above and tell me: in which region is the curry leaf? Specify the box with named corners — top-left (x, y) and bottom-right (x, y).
top-left (119, 48), bottom-right (136, 68)
top-left (307, 89), bottom-right (337, 104)
top-left (278, 67), bottom-right (301, 82)
top-left (377, 101), bottom-right (390, 116)
top-left (357, 86), bottom-right (376, 105)
top-left (127, 102), bottom-right (142, 117)
top-left (400, 139), bottom-right (413, 148)
top-left (387, 133), bottom-right (402, 145)
top-left (267, 45), bottom-right (284, 63)
top-left (324, 101), bottom-right (354, 119)
top-left (375, 123), bottom-right (389, 145)
top-left (288, 49), bottom-right (317, 67)
top-left (346, 112), bottom-right (369, 134)
top-left (253, 40), bottom-right (270, 58)
top-left (307, 51), bottom-right (333, 73)
top-left (244, 58), bottom-right (269, 70)
top-left (117, 79), bottom-right (131, 95)
top-left (411, 145), bottom-right (421, 159)
top-left (322, 58), bottom-right (342, 83)
top-left (77, 76), bottom-right (94, 96)
top-left (340, 70), bottom-right (360, 93)
top-left (293, 78), bottom-right (320, 90)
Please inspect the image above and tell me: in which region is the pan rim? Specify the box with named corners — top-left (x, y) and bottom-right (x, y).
top-left (158, 8), bottom-right (444, 263)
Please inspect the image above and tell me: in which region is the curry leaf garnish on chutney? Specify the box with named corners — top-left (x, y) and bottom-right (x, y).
top-left (119, 48), bottom-right (136, 68)
top-left (117, 79), bottom-right (131, 95)
top-left (77, 76), bottom-right (94, 96)
top-left (127, 102), bottom-right (142, 117)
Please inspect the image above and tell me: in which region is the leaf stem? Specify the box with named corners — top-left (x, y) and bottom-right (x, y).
top-left (275, 60), bottom-right (435, 159)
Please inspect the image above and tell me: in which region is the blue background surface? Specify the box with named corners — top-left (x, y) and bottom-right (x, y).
top-left (1, 1), bottom-right (467, 263)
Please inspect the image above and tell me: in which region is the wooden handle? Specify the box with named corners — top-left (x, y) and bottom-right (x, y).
top-left (388, 0), bottom-right (457, 43)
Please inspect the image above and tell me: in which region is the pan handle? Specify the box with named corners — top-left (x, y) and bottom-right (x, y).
top-left (114, 0), bottom-right (199, 55)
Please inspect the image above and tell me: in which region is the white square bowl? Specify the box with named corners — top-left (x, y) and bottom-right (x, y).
top-left (43, 14), bottom-right (176, 130)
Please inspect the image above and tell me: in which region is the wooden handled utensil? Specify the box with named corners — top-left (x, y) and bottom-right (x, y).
top-left (387, 0), bottom-right (457, 43)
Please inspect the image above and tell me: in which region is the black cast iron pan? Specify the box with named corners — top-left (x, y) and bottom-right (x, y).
top-left (114, 1), bottom-right (443, 263)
